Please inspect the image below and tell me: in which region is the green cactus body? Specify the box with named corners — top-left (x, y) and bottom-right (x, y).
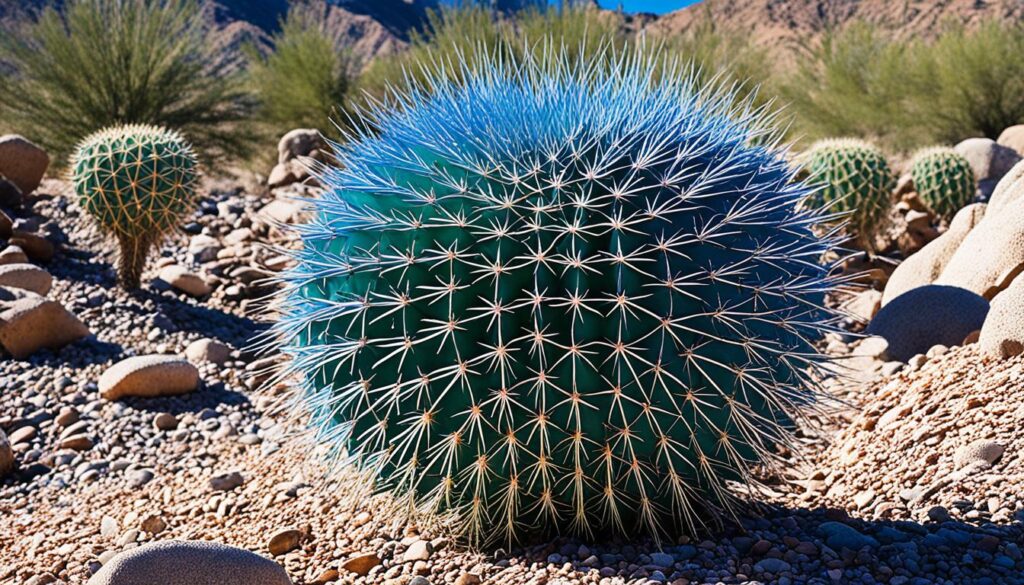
top-left (909, 146), bottom-right (976, 220)
top-left (801, 138), bottom-right (896, 251)
top-left (71, 124), bottom-right (198, 289)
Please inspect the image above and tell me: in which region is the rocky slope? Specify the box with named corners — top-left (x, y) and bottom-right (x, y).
top-left (648, 0), bottom-right (1024, 55)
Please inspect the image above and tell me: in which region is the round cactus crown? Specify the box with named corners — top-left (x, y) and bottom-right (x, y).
top-left (800, 138), bottom-right (896, 249)
top-left (71, 123), bottom-right (198, 238)
top-left (269, 46), bottom-right (842, 544)
top-left (909, 146), bottom-right (975, 220)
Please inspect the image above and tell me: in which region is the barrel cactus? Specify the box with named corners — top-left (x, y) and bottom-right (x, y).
top-left (909, 147), bottom-right (976, 220)
top-left (71, 124), bottom-right (198, 289)
top-left (800, 138), bottom-right (896, 251)
top-left (270, 47), bottom-right (842, 544)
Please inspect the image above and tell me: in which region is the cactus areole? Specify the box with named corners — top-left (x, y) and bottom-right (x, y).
top-left (71, 124), bottom-right (198, 289)
top-left (272, 48), bottom-right (840, 543)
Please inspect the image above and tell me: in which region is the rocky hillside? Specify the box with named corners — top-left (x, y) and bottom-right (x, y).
top-left (648, 0), bottom-right (1024, 54)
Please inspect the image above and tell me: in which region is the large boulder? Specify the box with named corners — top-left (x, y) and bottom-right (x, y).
top-left (979, 275), bottom-right (1024, 359)
top-left (87, 540), bottom-right (292, 585)
top-left (0, 134), bottom-right (49, 196)
top-left (937, 196), bottom-right (1024, 299)
top-left (99, 355), bottom-right (200, 400)
top-left (987, 158), bottom-right (1024, 216)
top-left (867, 285), bottom-right (989, 361)
top-left (997, 124), bottom-right (1024, 157)
top-left (955, 137), bottom-right (1021, 183)
top-left (882, 204), bottom-right (986, 306)
top-left (0, 293), bottom-right (90, 359)
top-left (0, 263), bottom-right (52, 295)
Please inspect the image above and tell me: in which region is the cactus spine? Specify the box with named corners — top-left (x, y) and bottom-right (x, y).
top-left (71, 124), bottom-right (198, 289)
top-left (269, 47), bottom-right (842, 544)
top-left (909, 146), bottom-right (976, 220)
top-left (801, 138), bottom-right (896, 251)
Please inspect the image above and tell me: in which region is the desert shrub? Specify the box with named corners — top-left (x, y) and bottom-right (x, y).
top-left (269, 43), bottom-right (841, 544)
top-left (783, 19), bottom-right (1024, 151)
top-left (0, 0), bottom-right (253, 164)
top-left (907, 20), bottom-right (1024, 142)
top-left (246, 0), bottom-right (359, 143)
top-left (781, 23), bottom-right (914, 150)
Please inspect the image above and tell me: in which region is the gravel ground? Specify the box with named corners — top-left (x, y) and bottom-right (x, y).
top-left (1, 180), bottom-right (1022, 585)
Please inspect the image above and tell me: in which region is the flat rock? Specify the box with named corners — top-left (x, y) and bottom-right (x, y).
top-left (267, 528), bottom-right (304, 556)
top-left (0, 134), bottom-right (49, 195)
top-left (0, 263), bottom-right (52, 295)
top-left (341, 553), bottom-right (380, 576)
top-left (86, 540), bottom-right (291, 585)
top-left (99, 355), bottom-right (200, 400)
top-left (867, 285), bottom-right (989, 362)
top-left (0, 294), bottom-right (89, 359)
top-left (158, 265), bottom-right (212, 297)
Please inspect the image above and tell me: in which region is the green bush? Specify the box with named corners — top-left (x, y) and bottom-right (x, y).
top-left (246, 1), bottom-right (358, 143)
top-left (0, 0), bottom-right (253, 165)
top-left (782, 20), bottom-right (1024, 151)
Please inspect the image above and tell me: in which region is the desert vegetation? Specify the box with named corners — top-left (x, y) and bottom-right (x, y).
top-left (2, 2), bottom-right (1024, 585)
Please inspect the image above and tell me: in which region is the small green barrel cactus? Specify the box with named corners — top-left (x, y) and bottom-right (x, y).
top-left (71, 124), bottom-right (198, 289)
top-left (909, 146), bottom-right (976, 220)
top-left (800, 138), bottom-right (896, 251)
top-left (268, 47), bottom-right (843, 544)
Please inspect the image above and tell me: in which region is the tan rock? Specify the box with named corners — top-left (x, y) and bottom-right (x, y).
top-left (184, 338), bottom-right (231, 365)
top-left (979, 275), bottom-right (1024, 359)
top-left (341, 553), bottom-right (380, 576)
top-left (955, 137), bottom-right (1021, 182)
top-left (937, 198), bottom-right (1024, 299)
top-left (158, 265), bottom-right (212, 297)
top-left (953, 440), bottom-right (1005, 469)
top-left (0, 263), bottom-right (52, 295)
top-left (0, 134), bottom-right (49, 195)
top-left (86, 540), bottom-right (291, 585)
top-left (882, 204), bottom-right (985, 306)
top-left (0, 245), bottom-right (30, 265)
top-left (277, 128), bottom-right (325, 165)
top-left (843, 289), bottom-right (882, 322)
top-left (988, 158), bottom-right (1024, 216)
top-left (997, 124), bottom-right (1024, 157)
top-left (99, 355), bottom-right (200, 400)
top-left (9, 231), bottom-right (55, 263)
top-left (267, 528), bottom-right (304, 556)
top-left (0, 295), bottom-right (89, 359)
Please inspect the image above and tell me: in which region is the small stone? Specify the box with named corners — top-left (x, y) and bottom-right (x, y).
top-left (341, 553), bottom-right (380, 576)
top-left (408, 578), bottom-right (431, 585)
top-left (403, 539), bottom-right (433, 562)
top-left (99, 355), bottom-right (200, 400)
top-left (60, 434), bottom-right (93, 451)
top-left (209, 470), bottom-right (245, 492)
top-left (139, 514), bottom-right (167, 534)
top-left (754, 558), bottom-right (791, 574)
top-left (153, 412), bottom-right (178, 431)
top-left (267, 528), bottom-right (304, 556)
top-left (55, 407), bottom-right (79, 427)
top-left (158, 264), bottom-right (212, 297)
top-left (128, 469), bottom-right (155, 487)
top-left (100, 516), bottom-right (119, 539)
top-left (927, 506), bottom-right (951, 523)
top-left (454, 574), bottom-right (482, 585)
top-left (649, 551), bottom-right (674, 567)
top-left (953, 440), bottom-right (1005, 469)
top-left (184, 338), bottom-right (231, 365)
top-left (312, 568), bottom-right (339, 584)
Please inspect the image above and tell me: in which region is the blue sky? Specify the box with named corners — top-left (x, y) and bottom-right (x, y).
top-left (595, 0), bottom-right (699, 15)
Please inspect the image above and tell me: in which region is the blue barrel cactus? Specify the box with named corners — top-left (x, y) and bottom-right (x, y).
top-left (269, 48), bottom-right (842, 543)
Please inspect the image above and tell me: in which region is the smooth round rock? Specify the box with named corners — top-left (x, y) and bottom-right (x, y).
top-left (979, 275), bottom-right (1024, 359)
top-left (0, 134), bottom-right (49, 195)
top-left (0, 295), bottom-right (90, 359)
top-left (867, 285), bottom-right (989, 362)
top-left (99, 355), bottom-right (200, 400)
top-left (86, 540), bottom-right (291, 585)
